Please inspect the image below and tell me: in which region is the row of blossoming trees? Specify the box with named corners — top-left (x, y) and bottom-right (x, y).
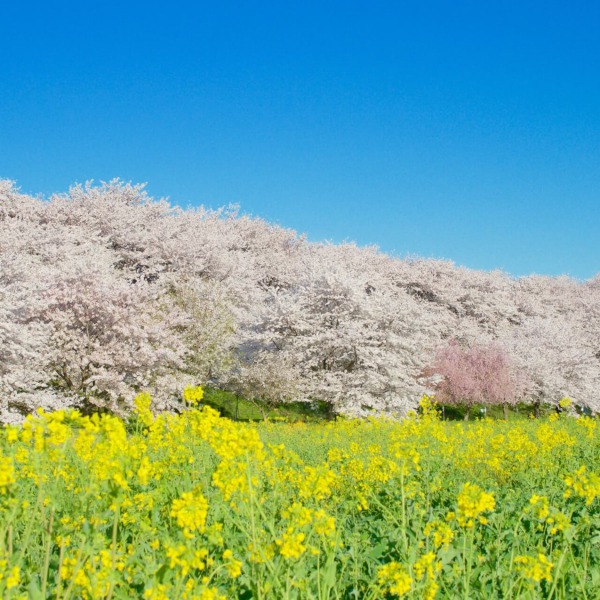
top-left (1, 179), bottom-right (599, 422)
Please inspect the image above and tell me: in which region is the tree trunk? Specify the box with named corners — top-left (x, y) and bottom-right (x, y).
top-left (503, 403), bottom-right (509, 420)
top-left (464, 407), bottom-right (470, 421)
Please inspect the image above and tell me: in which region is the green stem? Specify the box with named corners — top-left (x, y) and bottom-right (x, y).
top-left (55, 543), bottom-right (67, 600)
top-left (547, 545), bottom-right (569, 600)
top-left (58, 544), bottom-right (87, 600)
top-left (245, 455), bottom-right (264, 600)
top-left (400, 466), bottom-right (408, 556)
top-left (106, 503), bottom-right (120, 600)
top-left (463, 528), bottom-right (475, 600)
top-left (41, 509), bottom-right (55, 599)
top-left (568, 546), bottom-right (588, 600)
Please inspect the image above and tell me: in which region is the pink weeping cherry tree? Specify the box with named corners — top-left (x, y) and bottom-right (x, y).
top-left (424, 340), bottom-right (529, 420)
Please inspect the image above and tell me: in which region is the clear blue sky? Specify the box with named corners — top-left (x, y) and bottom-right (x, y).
top-left (1, 1), bottom-right (599, 279)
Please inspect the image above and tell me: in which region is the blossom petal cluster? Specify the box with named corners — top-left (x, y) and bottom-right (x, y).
top-left (2, 179), bottom-right (600, 421)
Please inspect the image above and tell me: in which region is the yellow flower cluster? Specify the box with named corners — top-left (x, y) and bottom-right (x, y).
top-left (454, 482), bottom-right (496, 528)
top-left (134, 392), bottom-right (155, 428)
top-left (221, 549), bottom-right (242, 578)
top-left (275, 530), bottom-right (306, 560)
top-left (529, 494), bottom-right (550, 520)
top-left (564, 465), bottom-right (600, 505)
top-left (60, 547), bottom-right (126, 598)
top-left (0, 454), bottom-right (15, 492)
top-left (423, 519), bottom-right (454, 549)
top-left (558, 397), bottom-right (572, 409)
top-left (377, 561), bottom-right (413, 596)
top-left (171, 487), bottom-right (209, 538)
top-left (0, 559), bottom-right (20, 590)
top-left (183, 385), bottom-right (205, 406)
top-left (0, 390), bottom-right (598, 598)
top-left (413, 552), bottom-right (441, 600)
top-left (514, 553), bottom-right (554, 583)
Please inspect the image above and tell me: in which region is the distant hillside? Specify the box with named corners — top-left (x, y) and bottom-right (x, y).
top-left (1, 179), bottom-right (598, 422)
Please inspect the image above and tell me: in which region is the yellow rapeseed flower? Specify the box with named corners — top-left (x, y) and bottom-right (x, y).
top-left (276, 530), bottom-right (306, 560)
top-left (528, 494), bottom-right (549, 520)
top-left (183, 385), bottom-right (204, 406)
top-left (0, 455), bottom-right (15, 492)
top-left (377, 561), bottom-right (413, 597)
top-left (170, 487), bottom-right (209, 538)
top-left (222, 549), bottom-right (242, 578)
top-left (455, 482), bottom-right (495, 528)
top-left (514, 553), bottom-right (553, 583)
top-left (424, 520), bottom-right (454, 549)
top-left (6, 566), bottom-right (20, 589)
top-left (564, 466), bottom-right (600, 505)
top-left (134, 392), bottom-right (155, 428)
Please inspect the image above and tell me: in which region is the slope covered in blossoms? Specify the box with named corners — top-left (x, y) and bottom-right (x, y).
top-left (0, 179), bottom-right (599, 420)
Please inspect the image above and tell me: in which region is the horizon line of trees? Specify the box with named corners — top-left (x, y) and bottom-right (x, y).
top-left (1, 179), bottom-right (599, 423)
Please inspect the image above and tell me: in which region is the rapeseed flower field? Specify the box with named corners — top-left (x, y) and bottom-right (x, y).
top-left (0, 392), bottom-right (598, 599)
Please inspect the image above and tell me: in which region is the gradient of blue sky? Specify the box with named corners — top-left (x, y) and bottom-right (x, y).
top-left (1, 1), bottom-right (599, 278)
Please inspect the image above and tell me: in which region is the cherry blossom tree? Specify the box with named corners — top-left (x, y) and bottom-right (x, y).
top-left (1, 177), bottom-right (598, 422)
top-left (425, 341), bottom-right (528, 419)
top-left (224, 351), bottom-right (301, 419)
